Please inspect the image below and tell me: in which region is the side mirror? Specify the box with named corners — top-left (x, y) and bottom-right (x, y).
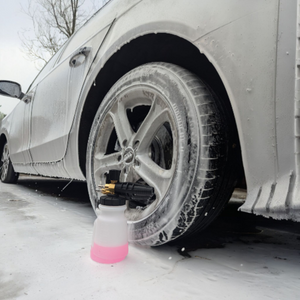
top-left (0, 80), bottom-right (24, 99)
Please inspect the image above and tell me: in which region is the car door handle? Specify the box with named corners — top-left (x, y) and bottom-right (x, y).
top-left (23, 94), bottom-right (32, 104)
top-left (69, 47), bottom-right (92, 67)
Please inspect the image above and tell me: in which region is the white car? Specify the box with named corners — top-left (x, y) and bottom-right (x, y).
top-left (1, 0), bottom-right (299, 246)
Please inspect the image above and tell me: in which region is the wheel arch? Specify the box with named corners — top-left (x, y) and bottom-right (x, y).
top-left (78, 33), bottom-right (245, 184)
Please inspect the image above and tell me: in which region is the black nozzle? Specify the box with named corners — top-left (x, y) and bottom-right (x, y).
top-left (115, 183), bottom-right (154, 201)
top-left (106, 170), bottom-right (120, 183)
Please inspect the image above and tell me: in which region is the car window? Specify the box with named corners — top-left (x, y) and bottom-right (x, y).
top-left (27, 45), bottom-right (65, 92)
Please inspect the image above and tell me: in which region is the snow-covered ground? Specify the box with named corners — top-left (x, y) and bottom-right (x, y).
top-left (1, 176), bottom-right (300, 300)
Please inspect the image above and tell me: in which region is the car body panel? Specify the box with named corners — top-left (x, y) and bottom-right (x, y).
top-left (240, 0), bottom-right (298, 219)
top-left (1, 0), bottom-right (300, 220)
top-left (65, 0), bottom-right (280, 180)
top-left (29, 26), bottom-right (112, 166)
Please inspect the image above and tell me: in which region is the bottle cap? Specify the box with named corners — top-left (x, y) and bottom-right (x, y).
top-left (99, 195), bottom-right (126, 206)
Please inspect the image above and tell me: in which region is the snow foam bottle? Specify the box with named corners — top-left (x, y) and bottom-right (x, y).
top-left (90, 195), bottom-right (128, 264)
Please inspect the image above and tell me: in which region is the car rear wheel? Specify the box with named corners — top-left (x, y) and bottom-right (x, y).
top-left (86, 63), bottom-right (238, 246)
top-left (0, 143), bottom-right (19, 183)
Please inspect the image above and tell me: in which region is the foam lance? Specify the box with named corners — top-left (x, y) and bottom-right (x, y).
top-left (90, 173), bottom-right (154, 264)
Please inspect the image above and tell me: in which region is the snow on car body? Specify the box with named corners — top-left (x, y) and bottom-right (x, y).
top-left (0, 0), bottom-right (299, 245)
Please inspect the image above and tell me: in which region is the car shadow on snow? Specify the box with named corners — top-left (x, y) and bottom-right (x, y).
top-left (16, 175), bottom-right (300, 257)
top-left (16, 175), bottom-right (90, 205)
top-left (170, 199), bottom-right (300, 258)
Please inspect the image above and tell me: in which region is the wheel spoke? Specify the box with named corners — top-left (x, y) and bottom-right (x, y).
top-left (94, 152), bottom-right (122, 176)
top-left (119, 166), bottom-right (141, 183)
top-left (109, 101), bottom-right (134, 146)
top-left (134, 154), bottom-right (174, 200)
top-left (135, 103), bottom-right (170, 152)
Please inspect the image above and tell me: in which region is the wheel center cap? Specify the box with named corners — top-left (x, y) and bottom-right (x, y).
top-left (123, 148), bottom-right (135, 164)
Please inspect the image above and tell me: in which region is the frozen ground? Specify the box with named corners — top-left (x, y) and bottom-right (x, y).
top-left (0, 176), bottom-right (300, 300)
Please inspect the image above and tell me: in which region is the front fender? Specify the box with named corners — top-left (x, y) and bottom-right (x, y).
top-left (66, 0), bottom-right (280, 199)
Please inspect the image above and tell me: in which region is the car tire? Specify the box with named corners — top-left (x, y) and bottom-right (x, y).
top-left (86, 62), bottom-right (238, 246)
top-left (0, 142), bottom-right (19, 183)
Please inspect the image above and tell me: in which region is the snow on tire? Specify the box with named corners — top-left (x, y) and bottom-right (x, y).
top-left (86, 62), bottom-right (237, 246)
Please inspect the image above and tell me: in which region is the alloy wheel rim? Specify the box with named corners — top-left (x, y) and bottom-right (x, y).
top-left (93, 86), bottom-right (177, 221)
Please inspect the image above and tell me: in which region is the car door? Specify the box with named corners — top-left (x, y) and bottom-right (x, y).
top-left (6, 46), bottom-right (67, 172)
top-left (7, 90), bottom-right (35, 174)
top-left (29, 22), bottom-right (113, 164)
top-left (18, 88), bottom-right (37, 174)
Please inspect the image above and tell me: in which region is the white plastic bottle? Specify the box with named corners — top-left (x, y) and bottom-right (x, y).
top-left (90, 196), bottom-right (128, 264)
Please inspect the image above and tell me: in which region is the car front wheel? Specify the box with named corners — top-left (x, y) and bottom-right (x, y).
top-left (86, 63), bottom-right (238, 246)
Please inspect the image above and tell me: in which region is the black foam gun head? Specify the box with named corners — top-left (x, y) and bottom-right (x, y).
top-left (114, 183), bottom-right (154, 200)
top-left (100, 170), bottom-right (155, 203)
